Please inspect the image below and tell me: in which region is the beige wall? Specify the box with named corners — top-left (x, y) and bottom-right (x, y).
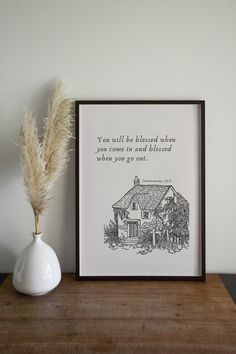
top-left (1, 0), bottom-right (236, 272)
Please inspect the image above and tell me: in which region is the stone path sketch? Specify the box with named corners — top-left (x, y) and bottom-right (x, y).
top-left (104, 176), bottom-right (189, 255)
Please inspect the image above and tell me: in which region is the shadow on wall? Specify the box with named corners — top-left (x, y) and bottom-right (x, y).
top-left (0, 117), bottom-right (21, 189)
top-left (61, 146), bottom-right (75, 271)
top-left (61, 111), bottom-right (76, 272)
top-left (0, 243), bottom-right (17, 273)
top-left (44, 121), bottom-right (76, 272)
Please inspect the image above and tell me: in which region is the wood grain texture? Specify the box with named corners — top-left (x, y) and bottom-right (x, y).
top-left (0, 274), bottom-right (235, 353)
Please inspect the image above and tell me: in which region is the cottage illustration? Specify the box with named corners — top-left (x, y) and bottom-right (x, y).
top-left (104, 177), bottom-right (190, 254)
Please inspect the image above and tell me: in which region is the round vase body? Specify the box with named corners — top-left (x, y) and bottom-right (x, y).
top-left (13, 233), bottom-right (61, 296)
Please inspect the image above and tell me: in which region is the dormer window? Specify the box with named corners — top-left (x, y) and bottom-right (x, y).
top-left (142, 211), bottom-right (149, 219)
top-left (131, 202), bottom-right (138, 210)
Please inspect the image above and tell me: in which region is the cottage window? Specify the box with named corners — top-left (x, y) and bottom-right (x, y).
top-left (142, 211), bottom-right (149, 219)
top-left (131, 202), bottom-right (137, 210)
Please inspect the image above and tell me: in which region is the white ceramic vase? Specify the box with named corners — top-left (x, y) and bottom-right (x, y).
top-left (13, 233), bottom-right (61, 296)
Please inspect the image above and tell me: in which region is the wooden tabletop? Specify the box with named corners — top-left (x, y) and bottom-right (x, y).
top-left (0, 274), bottom-right (235, 353)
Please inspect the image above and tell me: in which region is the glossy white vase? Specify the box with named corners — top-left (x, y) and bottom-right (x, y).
top-left (13, 233), bottom-right (61, 296)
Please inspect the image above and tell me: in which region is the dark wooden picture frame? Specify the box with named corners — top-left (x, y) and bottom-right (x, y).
top-left (75, 100), bottom-right (205, 281)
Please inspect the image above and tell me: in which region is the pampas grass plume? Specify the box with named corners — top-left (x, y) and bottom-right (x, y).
top-left (20, 81), bottom-right (72, 234)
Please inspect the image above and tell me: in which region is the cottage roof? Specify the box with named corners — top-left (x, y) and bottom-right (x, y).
top-left (112, 184), bottom-right (173, 210)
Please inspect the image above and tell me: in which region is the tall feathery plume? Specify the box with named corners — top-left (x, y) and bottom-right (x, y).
top-left (20, 81), bottom-right (72, 234)
top-left (42, 81), bottom-right (72, 185)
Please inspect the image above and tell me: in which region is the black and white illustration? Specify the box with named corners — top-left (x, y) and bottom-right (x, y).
top-left (104, 176), bottom-right (189, 255)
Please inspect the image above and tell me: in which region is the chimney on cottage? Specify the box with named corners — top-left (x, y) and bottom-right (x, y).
top-left (134, 176), bottom-right (140, 186)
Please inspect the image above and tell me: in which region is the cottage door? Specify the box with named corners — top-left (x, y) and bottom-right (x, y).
top-left (129, 222), bottom-right (138, 237)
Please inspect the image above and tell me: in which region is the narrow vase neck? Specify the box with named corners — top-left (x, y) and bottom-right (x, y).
top-left (32, 233), bottom-right (43, 241)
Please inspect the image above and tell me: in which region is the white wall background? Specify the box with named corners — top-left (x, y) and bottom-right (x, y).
top-left (0, 0), bottom-right (236, 273)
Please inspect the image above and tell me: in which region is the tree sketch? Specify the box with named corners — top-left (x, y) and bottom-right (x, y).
top-left (104, 176), bottom-right (189, 255)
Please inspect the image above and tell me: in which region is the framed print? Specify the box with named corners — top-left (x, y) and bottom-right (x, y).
top-left (76, 100), bottom-right (205, 280)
